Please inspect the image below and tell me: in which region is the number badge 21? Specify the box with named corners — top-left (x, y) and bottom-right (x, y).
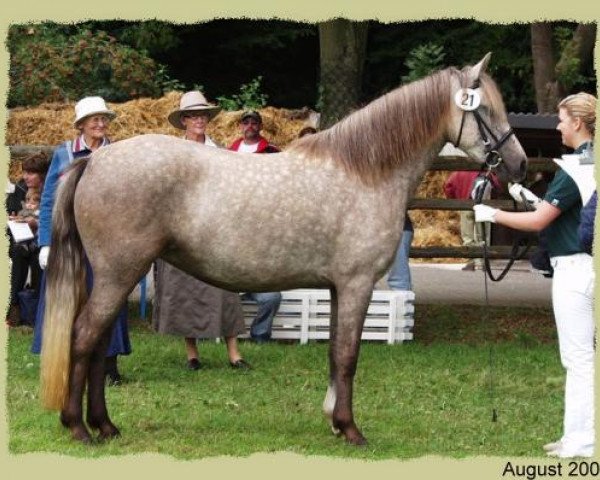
top-left (454, 88), bottom-right (481, 111)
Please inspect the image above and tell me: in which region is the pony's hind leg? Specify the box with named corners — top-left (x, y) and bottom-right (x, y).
top-left (61, 286), bottom-right (129, 443)
top-left (59, 302), bottom-right (95, 443)
top-left (327, 278), bottom-right (373, 446)
top-left (86, 329), bottom-right (120, 440)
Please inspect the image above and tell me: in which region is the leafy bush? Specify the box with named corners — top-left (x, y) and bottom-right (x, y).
top-left (401, 43), bottom-right (446, 84)
top-left (216, 76), bottom-right (268, 111)
top-left (7, 24), bottom-right (181, 107)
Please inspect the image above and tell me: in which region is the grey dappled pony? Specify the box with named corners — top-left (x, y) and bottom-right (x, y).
top-left (40, 54), bottom-right (527, 445)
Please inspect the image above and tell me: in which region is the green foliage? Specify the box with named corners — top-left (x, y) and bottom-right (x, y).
top-left (365, 21), bottom-right (537, 112)
top-left (554, 26), bottom-right (594, 91)
top-left (7, 24), bottom-right (181, 107)
top-left (116, 20), bottom-right (180, 56)
top-left (155, 65), bottom-right (186, 94)
top-left (401, 42), bottom-right (446, 83)
top-left (216, 76), bottom-right (269, 111)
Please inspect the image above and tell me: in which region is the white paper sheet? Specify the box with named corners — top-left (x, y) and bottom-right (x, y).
top-left (7, 220), bottom-right (34, 243)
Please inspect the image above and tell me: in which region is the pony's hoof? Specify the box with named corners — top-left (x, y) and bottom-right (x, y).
top-left (330, 425), bottom-right (342, 436)
top-left (71, 426), bottom-right (93, 444)
top-left (346, 435), bottom-right (368, 446)
top-left (97, 424), bottom-right (121, 442)
top-left (344, 429), bottom-right (368, 446)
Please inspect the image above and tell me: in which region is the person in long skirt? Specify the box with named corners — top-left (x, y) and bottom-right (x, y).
top-left (32, 96), bottom-right (131, 385)
top-left (153, 91), bottom-right (250, 370)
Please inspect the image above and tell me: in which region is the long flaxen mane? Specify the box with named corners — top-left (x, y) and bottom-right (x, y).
top-left (288, 66), bottom-right (507, 185)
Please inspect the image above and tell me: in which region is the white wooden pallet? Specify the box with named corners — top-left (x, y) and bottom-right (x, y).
top-left (241, 289), bottom-right (414, 344)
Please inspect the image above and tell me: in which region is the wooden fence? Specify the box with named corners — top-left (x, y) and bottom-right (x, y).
top-left (408, 154), bottom-right (556, 259)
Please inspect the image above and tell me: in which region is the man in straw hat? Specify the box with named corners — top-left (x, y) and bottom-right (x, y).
top-left (33, 95), bottom-right (131, 386)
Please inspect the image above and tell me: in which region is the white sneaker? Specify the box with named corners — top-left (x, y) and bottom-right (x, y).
top-left (547, 445), bottom-right (594, 458)
top-left (543, 441), bottom-right (562, 452)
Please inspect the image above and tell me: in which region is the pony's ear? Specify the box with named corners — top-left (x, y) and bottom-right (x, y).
top-left (468, 52), bottom-right (492, 83)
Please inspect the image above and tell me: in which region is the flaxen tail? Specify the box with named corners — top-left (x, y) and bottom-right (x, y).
top-left (40, 158), bottom-right (89, 410)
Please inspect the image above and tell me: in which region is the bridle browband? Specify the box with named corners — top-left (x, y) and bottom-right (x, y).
top-left (453, 78), bottom-right (515, 171)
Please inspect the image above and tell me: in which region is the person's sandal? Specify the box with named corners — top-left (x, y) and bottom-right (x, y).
top-left (229, 359), bottom-right (252, 370)
top-left (186, 358), bottom-right (202, 371)
top-left (106, 371), bottom-right (123, 386)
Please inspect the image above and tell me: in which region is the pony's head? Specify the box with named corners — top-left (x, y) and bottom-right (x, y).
top-left (447, 53), bottom-right (527, 182)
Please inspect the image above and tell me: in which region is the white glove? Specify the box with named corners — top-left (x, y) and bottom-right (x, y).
top-left (473, 204), bottom-right (498, 223)
top-left (508, 183), bottom-right (541, 208)
top-left (470, 176), bottom-right (492, 201)
top-left (39, 246), bottom-right (50, 270)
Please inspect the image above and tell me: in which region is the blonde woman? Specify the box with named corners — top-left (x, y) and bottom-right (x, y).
top-left (475, 92), bottom-right (596, 458)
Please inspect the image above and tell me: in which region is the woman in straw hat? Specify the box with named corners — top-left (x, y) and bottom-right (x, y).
top-left (32, 96), bottom-right (131, 385)
top-left (153, 91), bottom-right (250, 371)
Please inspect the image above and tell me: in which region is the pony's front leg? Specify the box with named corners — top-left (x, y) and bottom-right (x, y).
top-left (326, 278), bottom-right (372, 445)
top-left (323, 288), bottom-right (340, 435)
top-left (86, 329), bottom-right (120, 441)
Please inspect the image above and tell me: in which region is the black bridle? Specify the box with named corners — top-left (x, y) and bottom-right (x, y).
top-left (453, 80), bottom-right (516, 172)
top-left (452, 80), bottom-right (531, 282)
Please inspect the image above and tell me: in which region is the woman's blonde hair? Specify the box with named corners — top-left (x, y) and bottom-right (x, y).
top-left (558, 92), bottom-right (597, 135)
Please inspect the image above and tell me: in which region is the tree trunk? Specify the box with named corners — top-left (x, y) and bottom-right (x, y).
top-left (555, 23), bottom-right (596, 86)
top-left (318, 19), bottom-right (369, 128)
top-left (531, 23), bottom-right (597, 113)
top-left (530, 22), bottom-right (557, 113)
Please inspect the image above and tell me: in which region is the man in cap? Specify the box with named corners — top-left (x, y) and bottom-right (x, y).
top-left (228, 110), bottom-right (282, 343)
top-left (228, 110), bottom-right (280, 154)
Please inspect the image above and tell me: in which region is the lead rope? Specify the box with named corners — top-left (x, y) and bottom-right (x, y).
top-left (475, 172), bottom-right (532, 282)
top-left (474, 174), bottom-right (535, 422)
top-left (481, 258), bottom-right (497, 421)
top-left (473, 171), bottom-right (498, 422)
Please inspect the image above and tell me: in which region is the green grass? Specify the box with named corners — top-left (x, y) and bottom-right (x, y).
top-left (6, 304), bottom-right (562, 459)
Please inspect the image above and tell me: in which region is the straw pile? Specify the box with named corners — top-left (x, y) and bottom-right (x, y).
top-left (6, 93), bottom-right (460, 250)
top-left (6, 92), bottom-right (313, 149)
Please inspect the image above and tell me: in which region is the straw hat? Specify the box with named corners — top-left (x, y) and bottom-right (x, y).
top-left (168, 91), bottom-right (222, 129)
top-left (73, 96), bottom-right (116, 127)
